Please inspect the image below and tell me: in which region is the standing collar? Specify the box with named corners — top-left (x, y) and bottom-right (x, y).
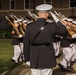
top-left (37, 18), bottom-right (47, 22)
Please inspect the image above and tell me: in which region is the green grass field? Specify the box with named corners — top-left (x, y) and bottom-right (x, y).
top-left (0, 39), bottom-right (14, 73)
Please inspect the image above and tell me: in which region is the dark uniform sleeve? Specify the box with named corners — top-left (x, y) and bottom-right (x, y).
top-left (72, 38), bottom-right (76, 43)
top-left (55, 21), bottom-right (68, 36)
top-left (54, 35), bottom-right (61, 42)
top-left (11, 29), bottom-right (20, 39)
top-left (23, 30), bottom-right (30, 62)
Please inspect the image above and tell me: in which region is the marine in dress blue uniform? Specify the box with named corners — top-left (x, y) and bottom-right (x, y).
top-left (23, 4), bottom-right (68, 75)
top-left (11, 20), bottom-right (23, 64)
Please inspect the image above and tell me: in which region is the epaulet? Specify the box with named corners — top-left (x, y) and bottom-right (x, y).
top-left (27, 21), bottom-right (35, 27)
top-left (47, 19), bottom-right (54, 23)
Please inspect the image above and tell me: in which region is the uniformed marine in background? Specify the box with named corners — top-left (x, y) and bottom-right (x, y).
top-left (58, 18), bottom-right (76, 72)
top-left (66, 20), bottom-right (76, 63)
top-left (53, 35), bottom-right (61, 57)
top-left (11, 20), bottom-right (24, 64)
top-left (23, 4), bottom-right (68, 75)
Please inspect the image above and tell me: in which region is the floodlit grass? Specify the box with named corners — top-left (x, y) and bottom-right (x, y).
top-left (0, 39), bottom-right (14, 73)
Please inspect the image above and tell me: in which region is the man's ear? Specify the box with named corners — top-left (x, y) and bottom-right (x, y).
top-left (38, 12), bottom-right (40, 16)
top-left (46, 13), bottom-right (49, 16)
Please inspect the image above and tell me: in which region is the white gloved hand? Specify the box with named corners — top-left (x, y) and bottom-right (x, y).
top-left (50, 11), bottom-right (59, 23)
top-left (26, 61), bottom-right (30, 66)
top-left (72, 34), bottom-right (76, 38)
top-left (70, 44), bottom-right (73, 47)
top-left (18, 34), bottom-right (23, 38)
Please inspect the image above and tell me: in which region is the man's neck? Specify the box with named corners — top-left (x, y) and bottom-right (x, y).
top-left (38, 16), bottom-right (48, 19)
